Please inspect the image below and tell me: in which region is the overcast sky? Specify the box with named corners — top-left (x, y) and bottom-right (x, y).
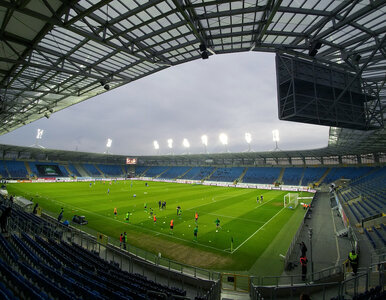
top-left (0, 52), bottom-right (329, 156)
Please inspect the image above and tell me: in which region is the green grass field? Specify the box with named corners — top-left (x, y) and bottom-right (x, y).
top-left (6, 180), bottom-right (312, 275)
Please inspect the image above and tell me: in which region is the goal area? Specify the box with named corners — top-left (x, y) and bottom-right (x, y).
top-left (284, 193), bottom-right (299, 209)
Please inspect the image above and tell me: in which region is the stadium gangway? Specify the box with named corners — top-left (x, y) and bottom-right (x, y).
top-left (251, 281), bottom-right (340, 300)
top-left (251, 265), bottom-right (342, 287)
top-left (250, 262), bottom-right (385, 300)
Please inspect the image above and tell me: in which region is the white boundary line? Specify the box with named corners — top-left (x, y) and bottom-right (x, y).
top-left (42, 196), bottom-right (229, 253)
top-left (11, 183), bottom-right (286, 254)
top-left (232, 207), bottom-right (285, 253)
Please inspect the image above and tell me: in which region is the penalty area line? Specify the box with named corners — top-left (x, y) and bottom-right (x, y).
top-left (232, 207), bottom-right (285, 253)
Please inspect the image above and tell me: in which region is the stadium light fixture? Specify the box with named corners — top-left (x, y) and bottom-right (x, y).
top-left (272, 129), bottom-right (280, 150)
top-left (104, 138), bottom-right (113, 154)
top-left (201, 135), bottom-right (208, 153)
top-left (31, 128), bottom-right (45, 148)
top-left (182, 138), bottom-right (190, 148)
top-left (182, 138), bottom-right (190, 154)
top-left (153, 140), bottom-right (160, 155)
top-left (245, 132), bottom-right (252, 152)
top-left (167, 138), bottom-right (173, 155)
top-left (106, 138), bottom-right (112, 148)
top-left (219, 133), bottom-right (228, 152)
top-left (167, 139), bottom-right (173, 149)
top-left (36, 129), bottom-right (44, 139)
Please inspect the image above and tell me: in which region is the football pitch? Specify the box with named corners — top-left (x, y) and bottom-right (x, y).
top-left (6, 180), bottom-right (312, 275)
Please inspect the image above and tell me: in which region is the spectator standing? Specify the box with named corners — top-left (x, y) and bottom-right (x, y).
top-left (300, 242), bottom-right (307, 257)
top-left (348, 249), bottom-right (359, 275)
top-left (57, 208), bottom-right (64, 222)
top-left (300, 255), bottom-right (308, 281)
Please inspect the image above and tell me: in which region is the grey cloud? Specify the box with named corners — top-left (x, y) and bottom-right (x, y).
top-left (0, 52), bottom-right (329, 156)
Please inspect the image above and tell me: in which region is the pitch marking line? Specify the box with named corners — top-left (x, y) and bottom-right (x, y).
top-left (44, 196), bottom-right (228, 253)
top-left (232, 207), bottom-right (285, 253)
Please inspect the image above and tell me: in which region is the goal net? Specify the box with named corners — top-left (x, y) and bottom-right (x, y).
top-left (284, 193), bottom-right (299, 209)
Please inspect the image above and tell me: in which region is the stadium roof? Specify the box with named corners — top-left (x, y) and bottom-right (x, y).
top-left (0, 0), bottom-right (385, 154)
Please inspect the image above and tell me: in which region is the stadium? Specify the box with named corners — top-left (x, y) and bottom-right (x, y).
top-left (0, 1), bottom-right (385, 300)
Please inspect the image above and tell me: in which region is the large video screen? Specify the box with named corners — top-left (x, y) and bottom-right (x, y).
top-left (36, 165), bottom-right (63, 177)
top-left (126, 158), bottom-right (137, 165)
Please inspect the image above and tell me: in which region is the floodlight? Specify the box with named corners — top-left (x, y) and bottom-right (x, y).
top-left (36, 129), bottom-right (44, 139)
top-left (245, 132), bottom-right (252, 152)
top-left (106, 138), bottom-right (112, 148)
top-left (31, 128), bottom-right (45, 148)
top-left (167, 139), bottom-right (173, 149)
top-left (201, 135), bottom-right (208, 146)
top-left (153, 140), bottom-right (159, 150)
top-left (272, 129), bottom-right (280, 151)
top-left (272, 129), bottom-right (280, 142)
top-left (219, 133), bottom-right (228, 153)
top-left (219, 133), bottom-right (228, 145)
top-left (182, 138), bottom-right (190, 148)
top-left (245, 132), bottom-right (252, 144)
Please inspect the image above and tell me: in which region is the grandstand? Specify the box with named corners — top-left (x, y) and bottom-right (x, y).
top-left (242, 167), bottom-right (281, 184)
top-left (0, 1), bottom-right (385, 299)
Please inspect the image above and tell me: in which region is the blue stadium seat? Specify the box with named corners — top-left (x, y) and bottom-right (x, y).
top-left (209, 167), bottom-right (244, 182)
top-left (180, 167), bottom-right (214, 180)
top-left (242, 167), bottom-right (281, 184)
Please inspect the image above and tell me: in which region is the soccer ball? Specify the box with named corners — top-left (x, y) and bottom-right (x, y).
top-left (189, 225), bottom-right (191, 227)
top-left (216, 230), bottom-right (218, 232)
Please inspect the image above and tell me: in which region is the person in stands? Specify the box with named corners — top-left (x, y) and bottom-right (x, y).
top-left (348, 249), bottom-right (359, 275)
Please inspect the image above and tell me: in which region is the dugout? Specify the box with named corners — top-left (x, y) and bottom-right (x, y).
top-left (13, 196), bottom-right (34, 212)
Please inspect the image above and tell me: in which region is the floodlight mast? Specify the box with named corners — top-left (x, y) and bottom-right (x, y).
top-left (167, 138), bottom-right (173, 155)
top-left (219, 133), bottom-right (228, 153)
top-left (182, 138), bottom-right (190, 154)
top-left (245, 132), bottom-right (252, 152)
top-left (272, 129), bottom-right (280, 151)
top-left (104, 138), bottom-right (112, 154)
top-left (31, 129), bottom-right (45, 148)
top-left (153, 140), bottom-right (160, 154)
top-left (201, 135), bottom-right (208, 154)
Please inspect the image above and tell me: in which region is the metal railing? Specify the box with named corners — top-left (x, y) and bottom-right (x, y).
top-left (283, 193), bottom-right (316, 268)
top-left (5, 204), bottom-right (221, 300)
top-left (250, 263), bottom-right (385, 300)
top-left (251, 265), bottom-right (341, 287)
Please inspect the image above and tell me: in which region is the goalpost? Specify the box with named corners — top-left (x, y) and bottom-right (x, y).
top-left (284, 193), bottom-right (299, 208)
